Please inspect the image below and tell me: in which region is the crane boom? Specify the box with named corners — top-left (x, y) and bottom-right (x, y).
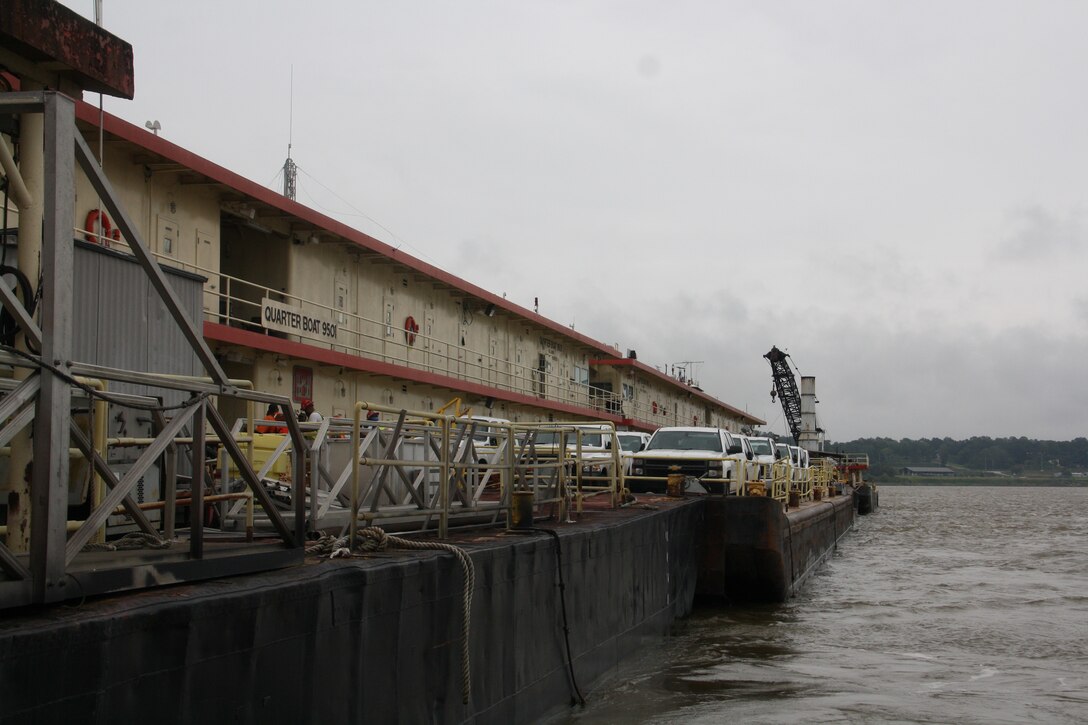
top-left (764, 346), bottom-right (802, 443)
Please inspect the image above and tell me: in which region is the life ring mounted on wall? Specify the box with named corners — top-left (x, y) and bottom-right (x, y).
top-left (404, 316), bottom-right (420, 346)
top-left (84, 209), bottom-right (121, 246)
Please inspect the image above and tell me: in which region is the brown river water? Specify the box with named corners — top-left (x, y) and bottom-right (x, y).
top-left (555, 486), bottom-right (1088, 724)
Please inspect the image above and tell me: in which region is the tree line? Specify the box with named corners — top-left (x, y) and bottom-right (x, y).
top-left (824, 436), bottom-right (1088, 478)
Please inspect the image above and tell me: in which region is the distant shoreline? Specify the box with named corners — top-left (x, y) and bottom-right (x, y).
top-left (877, 480), bottom-right (1087, 487)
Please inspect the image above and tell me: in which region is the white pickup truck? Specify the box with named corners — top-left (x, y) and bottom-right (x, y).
top-left (611, 431), bottom-right (652, 475)
top-left (629, 426), bottom-right (747, 495)
top-left (746, 435), bottom-right (781, 480)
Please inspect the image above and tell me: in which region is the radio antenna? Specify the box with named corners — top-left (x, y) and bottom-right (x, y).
top-left (283, 65), bottom-right (297, 200)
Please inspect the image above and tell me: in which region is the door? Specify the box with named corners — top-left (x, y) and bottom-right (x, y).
top-left (535, 353), bottom-right (548, 398)
top-left (424, 306), bottom-right (446, 373)
top-left (194, 229), bottom-right (217, 320)
top-left (383, 297), bottom-right (405, 364)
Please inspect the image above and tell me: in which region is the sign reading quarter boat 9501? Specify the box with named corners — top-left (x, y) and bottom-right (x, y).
top-left (261, 298), bottom-right (338, 342)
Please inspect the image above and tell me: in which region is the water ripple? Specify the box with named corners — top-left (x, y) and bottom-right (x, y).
top-left (558, 486), bottom-right (1088, 725)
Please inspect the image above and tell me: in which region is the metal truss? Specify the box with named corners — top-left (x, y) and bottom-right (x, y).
top-left (0, 92), bottom-right (305, 610)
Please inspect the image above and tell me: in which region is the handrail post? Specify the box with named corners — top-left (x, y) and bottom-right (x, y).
top-left (350, 403), bottom-right (362, 549)
top-left (439, 415), bottom-right (450, 539)
top-left (190, 400), bottom-right (205, 560)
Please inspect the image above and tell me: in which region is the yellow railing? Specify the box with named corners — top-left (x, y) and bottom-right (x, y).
top-left (811, 458), bottom-right (835, 499)
top-left (794, 465), bottom-right (814, 503)
top-left (769, 460), bottom-right (791, 503)
top-left (510, 421), bottom-right (626, 511)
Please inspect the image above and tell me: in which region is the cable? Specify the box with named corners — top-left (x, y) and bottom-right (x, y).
top-left (0, 264), bottom-right (34, 347)
top-left (509, 526), bottom-right (587, 707)
top-left (294, 166), bottom-right (445, 266)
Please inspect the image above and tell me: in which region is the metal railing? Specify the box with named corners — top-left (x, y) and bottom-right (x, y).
top-left (211, 406), bottom-right (627, 539)
top-left (793, 465), bottom-right (814, 502)
top-left (73, 237), bottom-right (632, 420)
top-left (80, 231), bottom-right (717, 428)
top-left (768, 460), bottom-right (791, 503)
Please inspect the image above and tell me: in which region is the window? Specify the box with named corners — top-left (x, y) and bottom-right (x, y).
top-left (572, 365), bottom-right (589, 387)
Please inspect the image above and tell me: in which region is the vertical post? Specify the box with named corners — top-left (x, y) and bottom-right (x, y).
top-left (293, 424), bottom-right (306, 547)
top-left (439, 415), bottom-right (450, 539)
top-left (92, 387), bottom-right (108, 544)
top-left (350, 405), bottom-right (361, 549)
top-left (307, 432), bottom-right (319, 536)
top-left (189, 401), bottom-right (205, 559)
top-left (162, 441), bottom-right (177, 539)
top-left (6, 93), bottom-right (44, 553)
top-left (30, 93), bottom-right (75, 602)
top-left (502, 422), bottom-right (513, 513)
top-left (309, 433), bottom-right (320, 535)
top-left (155, 409), bottom-right (177, 539)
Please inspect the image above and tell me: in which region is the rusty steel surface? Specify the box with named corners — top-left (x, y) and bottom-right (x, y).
top-left (0, 0), bottom-right (134, 98)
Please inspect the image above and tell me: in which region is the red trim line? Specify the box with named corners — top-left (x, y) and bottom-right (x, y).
top-left (205, 322), bottom-right (624, 423)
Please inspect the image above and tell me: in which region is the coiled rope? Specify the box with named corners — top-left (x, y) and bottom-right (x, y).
top-left (81, 532), bottom-right (172, 552)
top-left (307, 527), bottom-right (476, 705)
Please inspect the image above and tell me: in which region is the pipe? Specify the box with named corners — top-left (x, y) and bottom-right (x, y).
top-left (74, 377), bottom-right (109, 545)
top-left (0, 519), bottom-right (81, 535)
top-left (111, 491), bottom-right (252, 513)
top-left (0, 136), bottom-right (32, 210)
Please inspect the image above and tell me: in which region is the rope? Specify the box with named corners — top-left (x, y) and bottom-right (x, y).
top-left (307, 527), bottom-right (475, 704)
top-left (82, 532), bottom-right (172, 552)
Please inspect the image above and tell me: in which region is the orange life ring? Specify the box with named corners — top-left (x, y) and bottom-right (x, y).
top-left (652, 401), bottom-right (658, 415)
top-left (404, 316), bottom-right (419, 345)
top-left (84, 209), bottom-right (121, 246)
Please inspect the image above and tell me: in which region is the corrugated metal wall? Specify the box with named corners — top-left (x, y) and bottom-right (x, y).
top-left (72, 241), bottom-right (205, 405)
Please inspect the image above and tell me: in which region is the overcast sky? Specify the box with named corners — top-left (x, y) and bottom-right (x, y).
top-left (60, 1), bottom-right (1088, 441)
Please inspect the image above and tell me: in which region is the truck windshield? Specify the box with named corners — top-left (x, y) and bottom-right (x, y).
top-left (532, 430), bottom-right (604, 447)
top-left (749, 438), bottom-right (773, 455)
top-left (617, 435), bottom-right (644, 452)
top-left (646, 431), bottom-right (723, 452)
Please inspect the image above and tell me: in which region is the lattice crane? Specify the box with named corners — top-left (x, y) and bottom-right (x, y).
top-left (764, 346), bottom-right (802, 443)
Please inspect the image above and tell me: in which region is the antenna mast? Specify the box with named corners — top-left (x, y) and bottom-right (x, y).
top-left (283, 66), bottom-right (297, 200)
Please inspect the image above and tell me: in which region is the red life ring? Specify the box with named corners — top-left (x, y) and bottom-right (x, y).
top-left (404, 316), bottom-right (419, 345)
top-left (652, 401), bottom-right (658, 415)
top-left (84, 209), bottom-right (121, 246)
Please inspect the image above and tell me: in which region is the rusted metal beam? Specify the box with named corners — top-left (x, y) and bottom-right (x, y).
top-left (0, 0), bottom-right (134, 99)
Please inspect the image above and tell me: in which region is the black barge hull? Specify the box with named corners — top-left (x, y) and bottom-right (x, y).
top-left (0, 493), bottom-right (855, 723)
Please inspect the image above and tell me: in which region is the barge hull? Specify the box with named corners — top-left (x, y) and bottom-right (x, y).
top-left (0, 493), bottom-right (855, 721)
top-left (0, 502), bottom-right (702, 724)
top-left (697, 494), bottom-right (855, 602)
